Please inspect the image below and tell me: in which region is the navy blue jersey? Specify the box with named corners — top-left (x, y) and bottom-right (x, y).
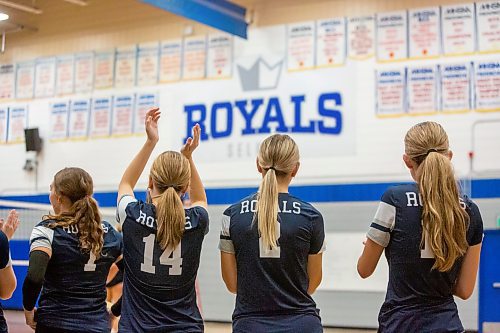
top-left (117, 196), bottom-right (209, 333)
top-left (29, 220), bottom-right (123, 333)
top-left (0, 231), bottom-right (10, 333)
top-left (367, 183), bottom-right (483, 333)
top-left (219, 192), bottom-right (325, 330)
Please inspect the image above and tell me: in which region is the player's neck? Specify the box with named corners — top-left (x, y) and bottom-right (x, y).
top-left (277, 180), bottom-right (290, 193)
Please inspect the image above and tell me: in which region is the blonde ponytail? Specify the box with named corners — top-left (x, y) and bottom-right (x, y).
top-left (156, 187), bottom-right (185, 250)
top-left (257, 168), bottom-right (279, 249)
top-left (405, 122), bottom-right (469, 272)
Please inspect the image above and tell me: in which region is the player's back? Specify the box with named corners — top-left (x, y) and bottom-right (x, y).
top-left (118, 197), bottom-right (209, 333)
top-left (370, 183), bottom-right (483, 332)
top-left (32, 220), bottom-right (122, 333)
top-left (222, 193), bottom-right (325, 320)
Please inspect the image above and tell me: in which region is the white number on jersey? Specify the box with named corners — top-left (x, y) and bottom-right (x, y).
top-left (421, 229), bottom-right (435, 259)
top-left (84, 252), bottom-right (97, 271)
top-left (141, 234), bottom-right (183, 275)
top-left (259, 220), bottom-right (281, 258)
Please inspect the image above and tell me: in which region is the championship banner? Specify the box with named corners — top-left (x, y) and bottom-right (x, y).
top-left (183, 36), bottom-right (207, 80)
top-left (34, 57), bottom-right (56, 98)
top-left (474, 61), bottom-right (500, 111)
top-left (316, 18), bottom-right (346, 67)
top-left (376, 11), bottom-right (408, 62)
top-left (159, 40), bottom-right (182, 83)
top-left (111, 94), bottom-right (135, 136)
top-left (90, 97), bottom-right (112, 137)
top-left (137, 42), bottom-right (159, 86)
top-left (7, 105), bottom-right (27, 143)
top-left (348, 16), bottom-right (375, 60)
top-left (56, 55), bottom-right (75, 95)
top-left (49, 101), bottom-right (70, 140)
top-left (408, 7), bottom-right (441, 59)
top-left (287, 21), bottom-right (315, 70)
top-left (115, 46), bottom-right (137, 88)
top-left (74, 52), bottom-right (94, 93)
top-left (0, 64), bottom-right (15, 100)
top-left (94, 50), bottom-right (115, 90)
top-left (407, 66), bottom-right (438, 115)
top-left (0, 107), bottom-right (7, 143)
top-left (69, 99), bottom-right (91, 139)
top-left (207, 34), bottom-right (233, 79)
top-left (375, 68), bottom-right (406, 117)
top-left (440, 63), bottom-right (471, 113)
top-left (134, 92), bottom-right (159, 134)
top-left (476, 1), bottom-right (500, 53)
top-left (441, 4), bottom-right (476, 55)
top-left (15, 61), bottom-right (35, 99)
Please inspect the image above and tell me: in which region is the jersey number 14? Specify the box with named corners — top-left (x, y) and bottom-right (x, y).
top-left (141, 234), bottom-right (183, 275)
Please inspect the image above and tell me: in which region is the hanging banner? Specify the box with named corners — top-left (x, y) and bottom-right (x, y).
top-left (440, 63), bottom-right (471, 113)
top-left (408, 7), bottom-right (441, 59)
top-left (34, 57), bottom-right (56, 98)
top-left (115, 46), bottom-right (137, 88)
top-left (476, 1), bottom-right (500, 53)
top-left (159, 40), bottom-right (182, 83)
top-left (111, 94), bottom-right (135, 136)
top-left (7, 105), bottom-right (27, 143)
top-left (287, 21), bottom-right (316, 71)
top-left (94, 50), bottom-right (115, 89)
top-left (69, 99), bottom-right (91, 139)
top-left (376, 68), bottom-right (406, 117)
top-left (0, 107), bottom-right (7, 143)
top-left (0, 64), bottom-right (15, 100)
top-left (207, 34), bottom-right (233, 79)
top-left (55, 55), bottom-right (75, 95)
top-left (348, 16), bottom-right (375, 60)
top-left (137, 42), bottom-right (159, 86)
top-left (90, 97), bottom-right (112, 137)
top-left (376, 11), bottom-right (408, 62)
top-left (407, 66), bottom-right (439, 115)
top-left (441, 4), bottom-right (476, 55)
top-left (15, 61), bottom-right (35, 99)
top-left (475, 61), bottom-right (500, 111)
top-left (316, 18), bottom-right (346, 67)
top-left (134, 92), bottom-right (159, 134)
top-left (49, 101), bottom-right (70, 140)
top-left (74, 52), bottom-right (94, 93)
top-left (183, 36), bottom-right (207, 80)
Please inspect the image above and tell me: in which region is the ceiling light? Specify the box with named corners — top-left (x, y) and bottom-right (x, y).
top-left (63, 0), bottom-right (88, 5)
top-left (0, 0), bottom-right (42, 14)
top-left (0, 13), bottom-right (8, 21)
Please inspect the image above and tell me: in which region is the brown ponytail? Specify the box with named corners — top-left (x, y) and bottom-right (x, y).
top-left (46, 168), bottom-right (104, 259)
top-left (256, 134), bottom-right (300, 250)
top-left (150, 151), bottom-right (191, 250)
top-left (405, 122), bottom-right (469, 272)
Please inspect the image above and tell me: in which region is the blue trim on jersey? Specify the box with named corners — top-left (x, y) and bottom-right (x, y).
top-left (1, 178), bottom-right (499, 207)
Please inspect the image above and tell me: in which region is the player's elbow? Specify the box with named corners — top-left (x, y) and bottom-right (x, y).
top-left (223, 280), bottom-right (237, 294)
top-left (0, 281), bottom-right (16, 300)
top-left (454, 285), bottom-right (474, 300)
top-left (357, 262), bottom-right (373, 279)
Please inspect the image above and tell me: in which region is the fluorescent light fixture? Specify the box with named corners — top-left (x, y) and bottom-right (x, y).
top-left (63, 0), bottom-right (88, 5)
top-left (0, 13), bottom-right (8, 21)
top-left (0, 0), bottom-right (42, 14)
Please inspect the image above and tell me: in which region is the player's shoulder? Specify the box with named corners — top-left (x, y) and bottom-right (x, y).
top-left (35, 218), bottom-right (56, 228)
top-left (0, 230), bottom-right (8, 246)
top-left (381, 183), bottom-right (418, 205)
top-left (287, 194), bottom-right (322, 219)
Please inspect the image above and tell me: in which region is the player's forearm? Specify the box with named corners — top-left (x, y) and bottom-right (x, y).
top-left (187, 156), bottom-right (206, 205)
top-left (120, 139), bottom-right (157, 190)
top-left (22, 250), bottom-right (50, 310)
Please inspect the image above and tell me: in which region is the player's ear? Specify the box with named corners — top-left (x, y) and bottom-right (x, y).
top-left (447, 150), bottom-right (453, 161)
top-left (403, 154), bottom-right (413, 169)
top-left (291, 162), bottom-right (300, 177)
top-left (148, 176), bottom-right (154, 189)
top-left (256, 158), bottom-right (263, 174)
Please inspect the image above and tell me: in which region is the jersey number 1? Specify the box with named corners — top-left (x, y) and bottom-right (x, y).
top-left (259, 220), bottom-right (281, 258)
top-left (141, 234), bottom-right (183, 275)
top-left (421, 229), bottom-right (435, 259)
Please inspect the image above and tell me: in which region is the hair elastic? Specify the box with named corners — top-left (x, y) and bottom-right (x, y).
top-left (426, 148), bottom-right (438, 156)
top-left (268, 166), bottom-right (276, 171)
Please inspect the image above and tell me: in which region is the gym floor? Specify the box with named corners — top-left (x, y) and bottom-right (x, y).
top-left (5, 310), bottom-right (376, 332)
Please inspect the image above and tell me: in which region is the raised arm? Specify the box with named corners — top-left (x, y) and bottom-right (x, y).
top-left (181, 124), bottom-right (207, 208)
top-left (117, 108), bottom-right (160, 204)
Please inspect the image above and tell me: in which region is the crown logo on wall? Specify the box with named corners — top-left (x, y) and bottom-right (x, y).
top-left (237, 57), bottom-right (283, 92)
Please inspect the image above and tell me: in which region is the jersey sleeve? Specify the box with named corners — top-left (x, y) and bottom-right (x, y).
top-left (309, 213), bottom-right (326, 254)
top-left (30, 223), bottom-right (55, 252)
top-left (367, 188), bottom-right (396, 248)
top-left (467, 200), bottom-right (484, 246)
top-left (0, 230), bottom-right (11, 269)
top-left (218, 208), bottom-right (235, 254)
top-left (191, 206), bottom-right (210, 235)
top-left (116, 195), bottom-right (138, 225)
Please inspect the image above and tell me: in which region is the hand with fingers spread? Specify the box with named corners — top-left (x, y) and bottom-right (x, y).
top-left (181, 123), bottom-right (201, 159)
top-left (0, 210), bottom-right (20, 240)
top-left (145, 107), bottom-right (161, 144)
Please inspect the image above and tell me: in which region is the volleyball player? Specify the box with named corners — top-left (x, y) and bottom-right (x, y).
top-left (219, 134), bottom-right (325, 333)
top-left (357, 121), bottom-right (483, 333)
top-left (22, 167), bottom-right (123, 333)
top-left (116, 108), bottom-right (208, 332)
top-left (0, 210), bottom-right (20, 333)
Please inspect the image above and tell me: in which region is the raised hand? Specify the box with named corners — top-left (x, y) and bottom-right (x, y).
top-left (145, 108), bottom-right (160, 143)
top-left (181, 123), bottom-right (201, 159)
top-left (0, 210), bottom-right (19, 240)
